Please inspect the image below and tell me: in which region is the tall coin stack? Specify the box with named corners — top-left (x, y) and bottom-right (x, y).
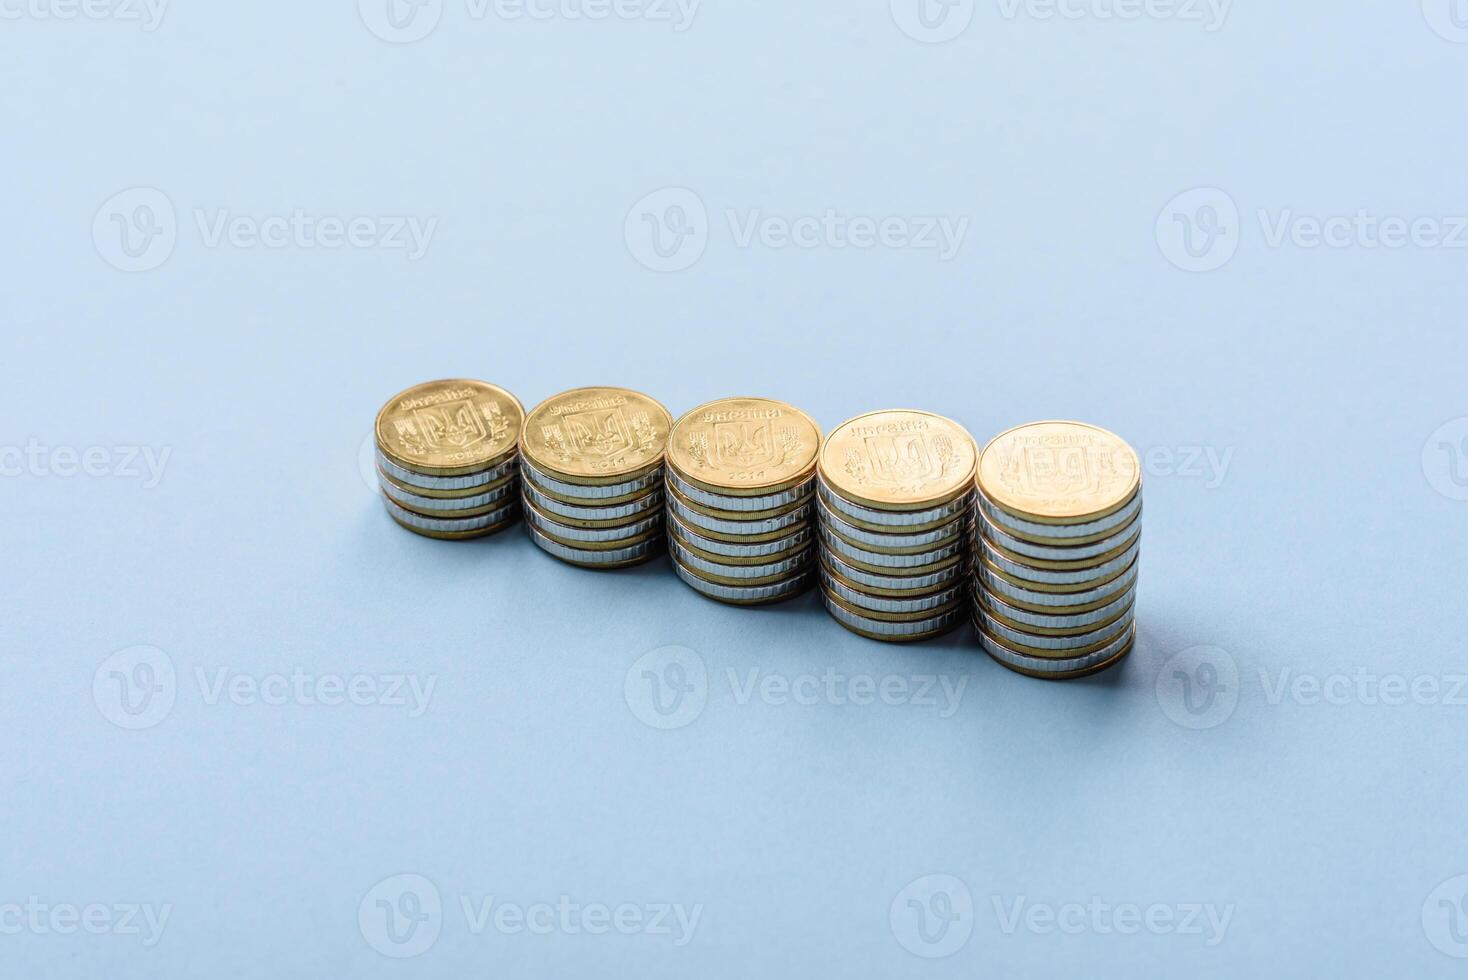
top-left (664, 397), bottom-right (821, 605)
top-left (816, 411), bottom-right (978, 642)
top-left (973, 421), bottom-right (1142, 679)
top-left (518, 386), bottom-right (672, 569)
top-left (374, 379), bottom-right (525, 539)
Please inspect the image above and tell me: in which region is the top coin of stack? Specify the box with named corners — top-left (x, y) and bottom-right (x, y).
top-left (972, 421), bottom-right (1142, 680)
top-left (816, 410), bottom-right (978, 641)
top-left (518, 386), bottom-right (672, 569)
top-left (374, 379), bottom-right (525, 539)
top-left (664, 397), bottom-right (821, 605)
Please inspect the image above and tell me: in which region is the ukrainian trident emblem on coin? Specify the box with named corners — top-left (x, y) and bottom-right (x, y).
top-left (984, 422), bottom-right (1139, 517)
top-left (848, 432), bottom-right (963, 493)
top-left (1002, 443), bottom-right (1117, 497)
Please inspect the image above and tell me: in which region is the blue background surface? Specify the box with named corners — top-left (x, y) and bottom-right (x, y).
top-left (3, 1), bottom-right (1467, 976)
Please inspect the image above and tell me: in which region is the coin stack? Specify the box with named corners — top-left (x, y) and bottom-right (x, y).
top-left (816, 411), bottom-right (978, 641)
top-left (663, 397), bottom-right (821, 605)
top-left (973, 421), bottom-right (1142, 679)
top-left (517, 386), bottom-right (672, 569)
top-left (374, 379), bottom-right (525, 539)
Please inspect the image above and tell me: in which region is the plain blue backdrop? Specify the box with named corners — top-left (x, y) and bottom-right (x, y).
top-left (3, 1), bottom-right (1467, 976)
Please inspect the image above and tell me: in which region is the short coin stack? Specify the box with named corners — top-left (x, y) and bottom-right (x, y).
top-left (374, 379), bottom-right (525, 539)
top-left (973, 421), bottom-right (1142, 679)
top-left (664, 397), bottom-right (821, 605)
top-left (518, 386), bottom-right (672, 569)
top-left (816, 410), bottom-right (978, 641)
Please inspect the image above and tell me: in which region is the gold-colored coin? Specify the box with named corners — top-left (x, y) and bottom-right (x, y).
top-left (666, 397), bottom-right (821, 495)
top-left (519, 386), bottom-right (672, 485)
top-left (377, 466), bottom-right (517, 500)
top-left (663, 480), bottom-right (811, 523)
top-left (667, 517), bottom-right (814, 567)
top-left (819, 584), bottom-right (964, 623)
top-left (978, 420), bottom-right (1141, 524)
top-left (818, 410), bottom-right (977, 511)
top-left (375, 379), bottom-right (524, 477)
top-left (386, 512), bottom-right (519, 540)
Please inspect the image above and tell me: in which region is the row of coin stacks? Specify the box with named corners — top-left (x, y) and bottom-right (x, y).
top-left (373, 384), bottom-right (1143, 680)
top-left (815, 411), bottom-right (978, 641)
top-left (517, 387), bottom-right (673, 569)
top-left (972, 422), bottom-right (1142, 679)
top-left (374, 380), bottom-right (525, 539)
top-left (663, 398), bottom-right (821, 605)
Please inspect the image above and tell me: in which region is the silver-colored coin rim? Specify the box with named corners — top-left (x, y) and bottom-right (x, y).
top-left (671, 560), bottom-right (813, 601)
top-left (668, 536), bottom-right (813, 581)
top-left (667, 511), bottom-right (814, 560)
top-left (523, 502), bottom-right (663, 544)
top-left (979, 557), bottom-right (1139, 610)
top-left (521, 479), bottom-right (663, 523)
top-left (375, 449), bottom-right (517, 492)
top-left (978, 622), bottom-right (1136, 675)
top-left (822, 593), bottom-right (964, 637)
top-left (817, 499), bottom-right (966, 551)
top-left (379, 472), bottom-right (516, 513)
top-left (521, 456), bottom-right (663, 500)
top-left (382, 494), bottom-right (520, 533)
top-left (665, 469), bottom-right (814, 513)
top-left (977, 533), bottom-right (1141, 587)
top-left (818, 522), bottom-right (966, 570)
top-left (667, 493), bottom-right (811, 538)
top-left (978, 490), bottom-right (1142, 542)
top-left (820, 548), bottom-right (964, 594)
top-left (525, 523), bottom-right (663, 565)
top-left (977, 582), bottom-right (1138, 631)
top-left (817, 478), bottom-right (973, 529)
top-left (819, 570), bottom-right (962, 615)
top-left (978, 509), bottom-right (1142, 563)
top-left (976, 603), bottom-right (1135, 653)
